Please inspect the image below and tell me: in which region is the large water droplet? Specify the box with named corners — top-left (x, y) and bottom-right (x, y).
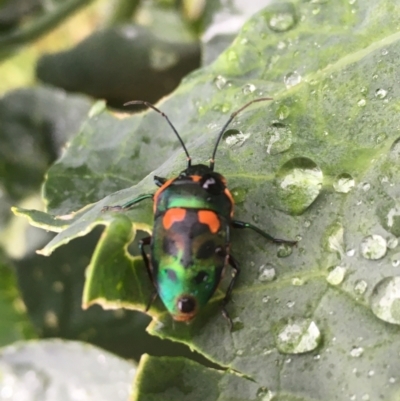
top-left (258, 263), bottom-right (276, 282)
top-left (284, 71), bottom-right (302, 88)
top-left (267, 10), bottom-right (297, 32)
top-left (333, 173), bottom-right (355, 193)
top-left (223, 129), bottom-right (250, 146)
top-left (327, 266), bottom-right (346, 285)
top-left (265, 123), bottom-right (293, 155)
top-left (370, 277), bottom-right (400, 324)
top-left (350, 346), bottom-right (364, 357)
top-left (357, 99), bottom-right (366, 107)
top-left (275, 318), bottom-right (321, 354)
top-left (360, 235), bottom-right (387, 260)
top-left (275, 157), bottom-right (323, 215)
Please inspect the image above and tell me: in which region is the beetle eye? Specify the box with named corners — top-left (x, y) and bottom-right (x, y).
top-left (194, 271), bottom-right (208, 284)
top-left (177, 296), bottom-right (196, 313)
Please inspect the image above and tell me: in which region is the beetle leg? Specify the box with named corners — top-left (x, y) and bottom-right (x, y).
top-left (221, 254), bottom-right (240, 330)
top-left (154, 176), bottom-right (167, 187)
top-left (102, 194), bottom-right (153, 212)
top-left (232, 220), bottom-right (297, 245)
top-left (139, 236), bottom-right (158, 311)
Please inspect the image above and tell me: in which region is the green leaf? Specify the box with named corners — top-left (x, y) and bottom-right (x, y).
top-left (132, 354), bottom-right (260, 401)
top-left (0, 255), bottom-right (36, 346)
top-left (15, 0), bottom-right (400, 399)
top-left (0, 339), bottom-right (136, 400)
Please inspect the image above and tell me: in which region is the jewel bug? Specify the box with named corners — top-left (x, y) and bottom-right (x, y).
top-left (103, 98), bottom-right (296, 328)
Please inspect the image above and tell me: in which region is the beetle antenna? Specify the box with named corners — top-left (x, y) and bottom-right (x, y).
top-left (125, 100), bottom-right (192, 168)
top-left (209, 97), bottom-right (272, 171)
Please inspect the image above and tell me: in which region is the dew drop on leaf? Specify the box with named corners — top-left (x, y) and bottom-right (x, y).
top-left (275, 157), bottom-right (323, 215)
top-left (350, 346), bottom-right (364, 357)
top-left (230, 187), bottom-right (247, 204)
top-left (360, 235), bottom-right (387, 260)
top-left (333, 173), bottom-right (355, 193)
top-left (242, 83), bottom-right (256, 94)
top-left (326, 265), bottom-right (346, 285)
top-left (265, 123), bottom-right (293, 155)
top-left (256, 387), bottom-right (273, 401)
top-left (223, 129), bottom-right (250, 147)
top-left (357, 98), bottom-right (366, 107)
top-left (375, 88), bottom-right (387, 99)
top-left (258, 263), bottom-right (276, 282)
top-left (277, 244), bottom-right (293, 258)
top-left (276, 104), bottom-right (290, 120)
top-left (275, 318), bottom-right (322, 354)
top-left (284, 71), bottom-right (302, 88)
top-left (370, 276), bottom-right (400, 324)
top-left (354, 279), bottom-right (368, 295)
top-left (267, 10), bottom-right (297, 32)
top-left (214, 75), bottom-right (227, 90)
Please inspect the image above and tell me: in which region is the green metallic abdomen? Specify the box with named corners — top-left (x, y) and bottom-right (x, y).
top-left (150, 208), bottom-right (229, 320)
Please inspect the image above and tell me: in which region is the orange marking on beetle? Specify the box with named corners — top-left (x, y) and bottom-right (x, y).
top-left (153, 178), bottom-right (175, 212)
top-left (198, 210), bottom-right (220, 233)
top-left (163, 208), bottom-right (187, 229)
top-left (224, 188), bottom-right (235, 217)
top-left (190, 175), bottom-right (202, 182)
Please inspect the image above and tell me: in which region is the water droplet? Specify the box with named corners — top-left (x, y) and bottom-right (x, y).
top-left (214, 75), bottom-right (227, 90)
top-left (284, 71), bottom-right (302, 88)
top-left (304, 220), bottom-right (311, 228)
top-left (370, 276), bottom-right (400, 324)
top-left (274, 157), bottom-right (323, 215)
top-left (354, 280), bottom-right (368, 295)
top-left (287, 300), bottom-right (295, 308)
top-left (327, 266), bottom-right (346, 285)
top-left (262, 295), bottom-right (270, 303)
top-left (267, 11), bottom-right (297, 32)
top-left (277, 244), bottom-right (293, 258)
top-left (360, 235), bottom-right (387, 260)
top-left (265, 123), bottom-right (293, 155)
top-left (333, 173), bottom-right (355, 193)
top-left (231, 187), bottom-right (247, 204)
top-left (389, 377), bottom-right (397, 384)
top-left (276, 104), bottom-right (290, 120)
top-left (223, 129), bottom-right (250, 146)
top-left (375, 133), bottom-right (387, 144)
top-left (350, 346), bottom-right (364, 357)
top-left (256, 387), bottom-right (274, 401)
top-left (232, 317), bottom-right (244, 331)
top-left (292, 277), bottom-right (305, 286)
top-left (227, 50), bottom-right (238, 62)
top-left (242, 83), bottom-right (256, 95)
top-left (236, 348), bottom-right (244, 356)
top-left (347, 248), bottom-right (355, 257)
top-left (361, 394), bottom-right (370, 401)
top-left (275, 318), bottom-right (322, 354)
top-left (368, 370), bottom-right (375, 377)
top-left (258, 264), bottom-right (276, 282)
top-left (357, 99), bottom-right (366, 107)
top-left (359, 182), bottom-right (371, 191)
top-left (327, 224), bottom-right (344, 257)
top-left (375, 88), bottom-right (388, 99)
top-left (381, 49), bottom-right (389, 56)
